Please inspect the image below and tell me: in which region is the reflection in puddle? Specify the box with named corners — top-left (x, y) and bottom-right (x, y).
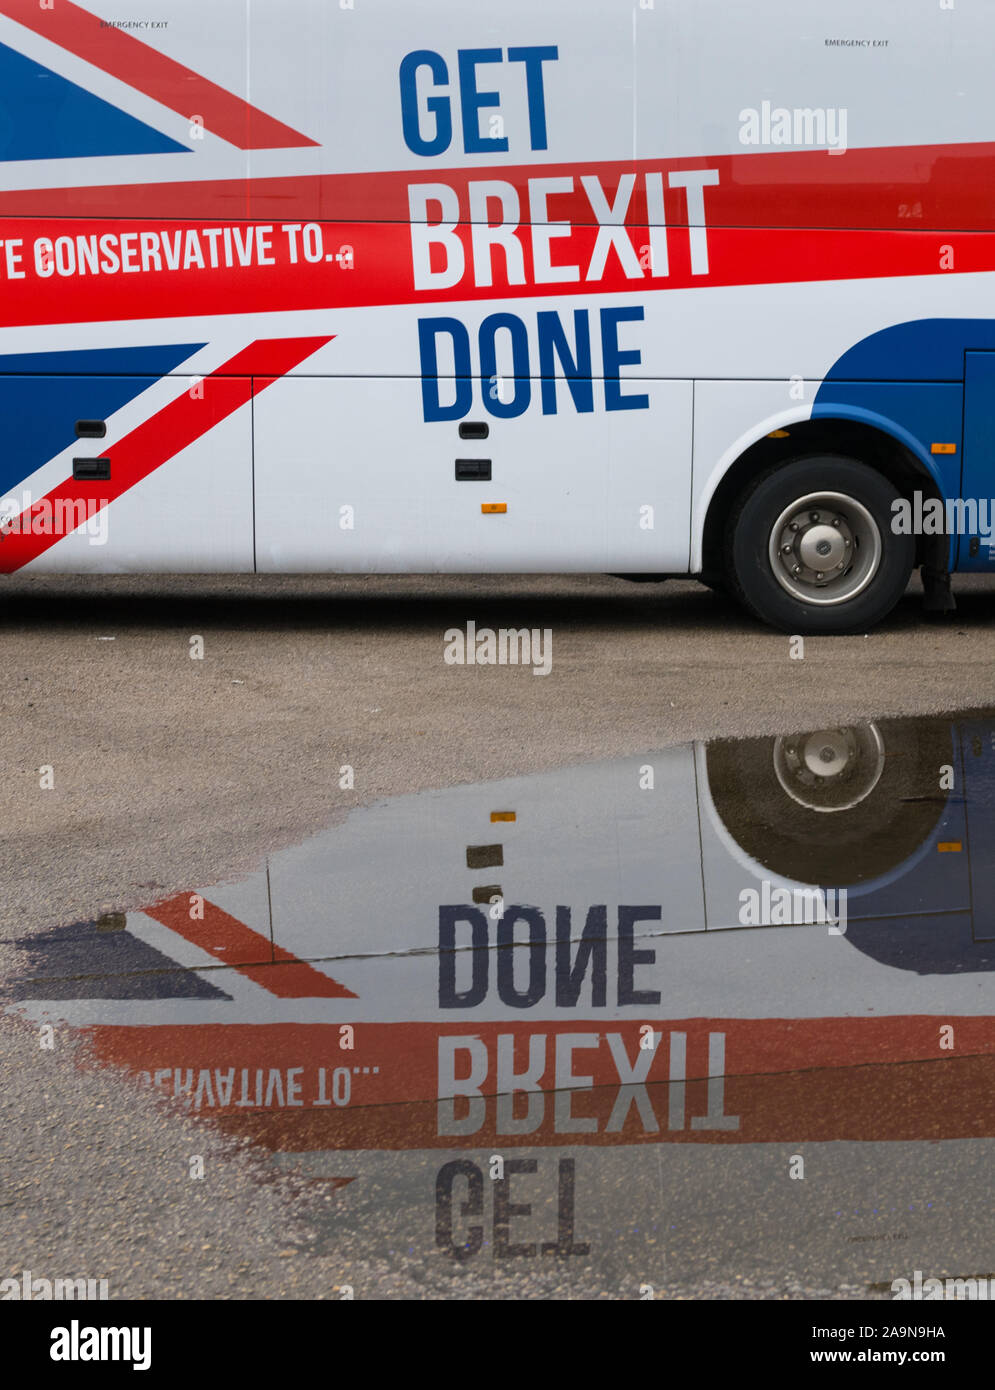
top-left (5, 714), bottom-right (995, 1291)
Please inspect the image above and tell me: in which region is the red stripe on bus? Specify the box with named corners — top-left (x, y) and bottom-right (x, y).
top-left (0, 140), bottom-right (993, 225)
top-left (0, 220), bottom-right (991, 331)
top-left (0, 335), bottom-right (331, 573)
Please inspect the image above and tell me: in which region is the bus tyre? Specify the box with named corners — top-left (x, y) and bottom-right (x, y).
top-left (726, 456), bottom-right (915, 633)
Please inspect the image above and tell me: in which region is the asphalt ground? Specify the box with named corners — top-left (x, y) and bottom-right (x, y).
top-left (1, 569), bottom-right (994, 1299)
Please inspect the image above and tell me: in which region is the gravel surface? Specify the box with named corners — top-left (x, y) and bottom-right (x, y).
top-left (2, 569), bottom-right (993, 1299)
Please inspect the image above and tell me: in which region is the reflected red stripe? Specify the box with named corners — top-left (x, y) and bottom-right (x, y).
top-left (145, 894), bottom-right (358, 1000)
top-left (84, 1018), bottom-right (995, 1147)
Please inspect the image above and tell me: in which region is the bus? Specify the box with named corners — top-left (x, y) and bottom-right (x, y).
top-left (0, 0), bottom-right (993, 632)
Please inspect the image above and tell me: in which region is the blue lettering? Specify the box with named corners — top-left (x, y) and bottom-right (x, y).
top-left (507, 46), bottom-right (558, 150)
top-left (601, 306), bottom-right (650, 412)
top-left (457, 48), bottom-right (508, 154)
top-left (479, 312), bottom-right (531, 418)
top-left (417, 308), bottom-right (649, 420)
top-left (400, 50), bottom-right (452, 156)
top-left (418, 317), bottom-right (473, 421)
top-left (537, 309), bottom-right (594, 415)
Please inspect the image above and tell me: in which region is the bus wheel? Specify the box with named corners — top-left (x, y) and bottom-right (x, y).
top-left (725, 456), bottom-right (915, 633)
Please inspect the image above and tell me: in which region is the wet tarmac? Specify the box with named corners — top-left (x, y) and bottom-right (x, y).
top-left (3, 710), bottom-right (993, 1297)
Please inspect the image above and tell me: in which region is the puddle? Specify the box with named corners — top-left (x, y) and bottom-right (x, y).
top-left (4, 712), bottom-right (994, 1292)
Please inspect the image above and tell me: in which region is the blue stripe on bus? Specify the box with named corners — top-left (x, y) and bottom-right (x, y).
top-left (0, 343), bottom-right (205, 498)
top-left (0, 41), bottom-right (190, 161)
top-left (821, 317), bottom-right (995, 382)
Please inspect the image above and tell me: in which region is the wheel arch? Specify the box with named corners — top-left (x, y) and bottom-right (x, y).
top-left (697, 412), bottom-right (954, 580)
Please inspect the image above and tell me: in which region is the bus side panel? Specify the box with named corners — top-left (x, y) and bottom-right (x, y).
top-left (19, 381), bottom-right (254, 574)
top-left (252, 374), bottom-right (692, 572)
top-left (244, 0), bottom-right (636, 210)
top-left (0, 0), bottom-right (251, 215)
top-left (634, 0), bottom-right (993, 170)
top-left (960, 353), bottom-right (995, 571)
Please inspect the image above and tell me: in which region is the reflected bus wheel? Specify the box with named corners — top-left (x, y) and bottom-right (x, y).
top-left (704, 718), bottom-right (953, 886)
